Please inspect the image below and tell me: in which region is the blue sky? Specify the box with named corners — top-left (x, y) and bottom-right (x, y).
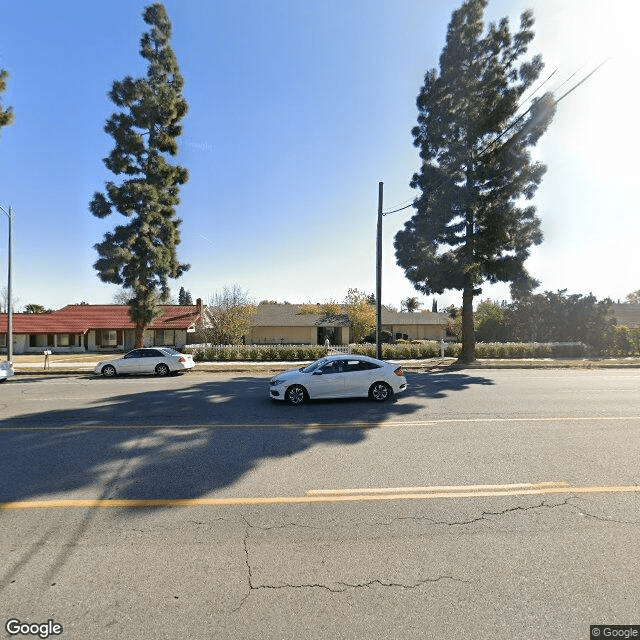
top-left (0, 0), bottom-right (637, 311)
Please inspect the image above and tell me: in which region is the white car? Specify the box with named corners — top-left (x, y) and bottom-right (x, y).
top-left (95, 347), bottom-right (195, 377)
top-left (0, 361), bottom-right (14, 383)
top-left (269, 354), bottom-right (407, 404)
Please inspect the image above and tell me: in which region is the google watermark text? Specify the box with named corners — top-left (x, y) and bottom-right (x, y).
top-left (5, 619), bottom-right (63, 639)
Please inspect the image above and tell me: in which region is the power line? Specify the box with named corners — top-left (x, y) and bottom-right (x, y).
top-left (517, 67), bottom-right (558, 113)
top-left (477, 58), bottom-right (608, 159)
top-left (549, 62), bottom-right (589, 97)
top-left (555, 58), bottom-right (609, 104)
top-left (383, 202), bottom-right (413, 216)
top-left (383, 59), bottom-right (608, 220)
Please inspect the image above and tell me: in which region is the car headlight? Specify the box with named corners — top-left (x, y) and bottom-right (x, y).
top-left (271, 379), bottom-right (283, 386)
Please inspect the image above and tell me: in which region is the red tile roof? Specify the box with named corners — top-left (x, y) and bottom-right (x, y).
top-left (0, 304), bottom-right (202, 334)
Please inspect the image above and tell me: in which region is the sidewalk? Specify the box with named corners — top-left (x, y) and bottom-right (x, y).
top-left (6, 354), bottom-right (640, 375)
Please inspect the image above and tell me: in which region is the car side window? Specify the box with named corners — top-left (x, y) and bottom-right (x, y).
top-left (124, 350), bottom-right (141, 359)
top-left (345, 360), bottom-right (379, 372)
top-left (320, 361), bottom-right (343, 375)
top-left (343, 360), bottom-right (360, 373)
top-left (148, 349), bottom-right (164, 357)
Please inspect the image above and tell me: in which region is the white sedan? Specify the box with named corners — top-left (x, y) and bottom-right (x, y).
top-left (95, 348), bottom-right (195, 377)
top-left (269, 354), bottom-right (407, 404)
top-left (0, 361), bottom-right (14, 383)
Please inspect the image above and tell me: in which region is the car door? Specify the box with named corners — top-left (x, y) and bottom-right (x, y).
top-left (310, 359), bottom-right (346, 398)
top-left (118, 349), bottom-right (142, 374)
top-left (342, 358), bottom-right (381, 397)
top-left (139, 348), bottom-right (166, 374)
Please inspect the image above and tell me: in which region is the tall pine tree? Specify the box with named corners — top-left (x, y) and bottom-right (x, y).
top-left (0, 69), bottom-right (14, 131)
top-left (394, 0), bottom-right (555, 363)
top-left (90, 3), bottom-right (189, 347)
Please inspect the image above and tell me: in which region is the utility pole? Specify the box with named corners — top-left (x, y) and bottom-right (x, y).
top-left (376, 182), bottom-right (383, 360)
top-left (1, 204), bottom-right (13, 363)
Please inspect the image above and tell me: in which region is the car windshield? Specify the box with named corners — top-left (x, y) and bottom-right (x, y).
top-left (300, 358), bottom-right (328, 374)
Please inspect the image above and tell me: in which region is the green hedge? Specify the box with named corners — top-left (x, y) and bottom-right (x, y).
top-left (185, 345), bottom-right (327, 362)
top-left (186, 341), bottom-right (595, 362)
top-left (474, 342), bottom-right (587, 358)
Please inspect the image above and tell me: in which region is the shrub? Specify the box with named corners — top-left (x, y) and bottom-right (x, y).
top-left (551, 342), bottom-right (587, 358)
top-left (352, 344), bottom-right (376, 357)
top-left (419, 342), bottom-right (440, 358)
top-left (187, 348), bottom-right (205, 362)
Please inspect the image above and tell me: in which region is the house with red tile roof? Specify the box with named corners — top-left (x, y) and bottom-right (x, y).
top-left (0, 300), bottom-right (203, 354)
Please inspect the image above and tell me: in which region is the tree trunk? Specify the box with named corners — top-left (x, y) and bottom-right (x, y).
top-left (461, 168), bottom-right (477, 364)
top-left (135, 323), bottom-right (145, 349)
top-left (461, 278), bottom-right (476, 364)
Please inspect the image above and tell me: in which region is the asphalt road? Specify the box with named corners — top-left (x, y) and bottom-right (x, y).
top-left (1, 369), bottom-right (639, 639)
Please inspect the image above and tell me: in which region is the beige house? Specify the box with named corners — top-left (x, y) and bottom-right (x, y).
top-left (381, 309), bottom-right (448, 341)
top-left (247, 303), bottom-right (447, 345)
top-left (611, 303), bottom-right (640, 328)
top-left (248, 304), bottom-right (350, 346)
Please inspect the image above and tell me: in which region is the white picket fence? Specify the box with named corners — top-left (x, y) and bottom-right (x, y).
top-left (327, 345), bottom-right (351, 354)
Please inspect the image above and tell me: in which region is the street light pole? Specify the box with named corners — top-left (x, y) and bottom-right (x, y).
top-left (376, 182), bottom-right (383, 360)
top-left (1, 204), bottom-right (13, 363)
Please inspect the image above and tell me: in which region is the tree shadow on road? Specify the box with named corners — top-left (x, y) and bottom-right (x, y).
top-left (406, 370), bottom-right (495, 399)
top-left (0, 371), bottom-right (495, 592)
top-left (0, 371), bottom-right (495, 505)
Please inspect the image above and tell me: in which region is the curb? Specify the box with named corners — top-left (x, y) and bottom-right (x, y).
top-left (9, 357), bottom-right (640, 376)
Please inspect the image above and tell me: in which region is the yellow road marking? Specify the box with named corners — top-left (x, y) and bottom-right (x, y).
top-left (2, 415), bottom-right (640, 432)
top-left (306, 481), bottom-right (570, 496)
top-left (1, 482), bottom-right (639, 510)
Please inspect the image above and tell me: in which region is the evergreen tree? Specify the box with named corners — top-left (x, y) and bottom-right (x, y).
top-left (178, 286), bottom-right (193, 305)
top-left (394, 0), bottom-right (555, 362)
top-left (0, 69), bottom-right (14, 131)
top-left (90, 3), bottom-right (189, 347)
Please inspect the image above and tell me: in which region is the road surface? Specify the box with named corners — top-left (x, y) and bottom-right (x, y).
top-left (1, 369), bottom-right (639, 639)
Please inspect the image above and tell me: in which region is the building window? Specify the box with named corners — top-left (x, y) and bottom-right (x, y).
top-left (0, 334), bottom-right (5, 347)
top-left (102, 330), bottom-right (117, 347)
top-left (58, 334), bottom-right (70, 347)
top-left (155, 330), bottom-right (175, 346)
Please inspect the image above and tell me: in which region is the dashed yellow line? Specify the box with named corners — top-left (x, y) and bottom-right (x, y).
top-left (1, 482), bottom-right (639, 510)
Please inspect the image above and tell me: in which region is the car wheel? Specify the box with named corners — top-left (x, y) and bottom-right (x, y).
top-left (155, 363), bottom-right (170, 377)
top-left (286, 384), bottom-right (307, 405)
top-left (369, 382), bottom-right (392, 402)
top-left (101, 365), bottom-right (117, 378)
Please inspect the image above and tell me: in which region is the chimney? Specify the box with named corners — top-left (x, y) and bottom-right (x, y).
top-left (196, 298), bottom-right (202, 314)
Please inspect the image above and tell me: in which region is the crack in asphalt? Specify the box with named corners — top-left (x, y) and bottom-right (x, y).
top-left (565, 496), bottom-right (640, 525)
top-left (374, 495), bottom-right (640, 527)
top-left (252, 575), bottom-right (471, 593)
top-left (373, 498), bottom-right (576, 527)
top-left (232, 518), bottom-right (471, 611)
top-left (231, 495), bottom-right (640, 611)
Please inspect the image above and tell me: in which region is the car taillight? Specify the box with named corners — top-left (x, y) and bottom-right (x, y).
top-left (394, 367), bottom-right (404, 377)
top-left (179, 356), bottom-right (186, 363)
